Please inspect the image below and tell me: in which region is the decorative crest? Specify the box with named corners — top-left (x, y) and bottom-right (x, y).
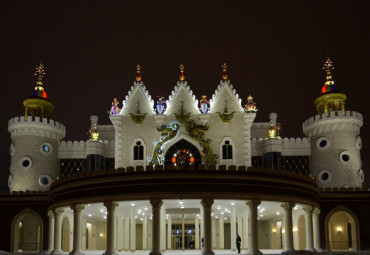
top-left (199, 95), bottom-right (209, 114)
top-left (109, 97), bottom-right (120, 115)
top-left (179, 64), bottom-right (185, 81)
top-left (174, 101), bottom-right (192, 123)
top-left (88, 124), bottom-right (99, 141)
top-left (244, 94), bottom-right (258, 113)
top-left (156, 96), bottom-right (166, 114)
top-left (136, 64), bottom-right (142, 82)
top-left (129, 101), bottom-right (147, 124)
top-left (222, 62), bottom-right (228, 81)
top-left (216, 100), bottom-right (236, 122)
top-left (321, 56), bottom-right (336, 93)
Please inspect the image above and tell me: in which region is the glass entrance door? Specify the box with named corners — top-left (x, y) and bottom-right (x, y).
top-left (171, 225), bottom-right (196, 250)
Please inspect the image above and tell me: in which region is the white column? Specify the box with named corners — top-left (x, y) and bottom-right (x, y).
top-left (219, 216), bottom-right (224, 249)
top-left (117, 211), bottom-right (123, 251)
top-left (123, 213), bottom-right (129, 251)
top-left (281, 203), bottom-right (295, 252)
top-left (143, 216), bottom-right (148, 250)
top-left (51, 209), bottom-right (64, 255)
top-left (167, 216), bottom-right (171, 250)
top-left (69, 205), bottom-right (85, 255)
top-left (195, 216), bottom-right (200, 249)
top-left (200, 206), bottom-right (205, 249)
top-left (201, 198), bottom-right (215, 255)
top-left (149, 199), bottom-right (163, 255)
top-left (47, 210), bottom-right (55, 253)
top-left (211, 218), bottom-right (216, 249)
top-left (160, 204), bottom-right (166, 252)
top-left (303, 206), bottom-right (315, 251)
top-left (243, 208), bottom-right (249, 250)
top-left (313, 208), bottom-right (321, 251)
top-left (130, 206), bottom-right (136, 252)
top-left (103, 202), bottom-right (118, 255)
top-left (237, 213), bottom-right (243, 248)
top-left (230, 205), bottom-right (236, 251)
top-left (81, 218), bottom-right (86, 251)
top-left (246, 200), bottom-right (262, 255)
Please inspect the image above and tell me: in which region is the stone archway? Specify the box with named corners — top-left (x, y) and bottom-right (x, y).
top-left (164, 139), bottom-right (202, 169)
top-left (11, 208), bottom-right (43, 252)
top-left (326, 206), bottom-right (360, 251)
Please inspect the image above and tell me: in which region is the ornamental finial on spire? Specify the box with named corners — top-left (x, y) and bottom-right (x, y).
top-left (35, 62), bottom-right (45, 88)
top-left (136, 64), bottom-right (142, 82)
top-left (222, 62), bottom-right (228, 81)
top-left (321, 55), bottom-right (336, 94)
top-left (179, 64), bottom-right (185, 81)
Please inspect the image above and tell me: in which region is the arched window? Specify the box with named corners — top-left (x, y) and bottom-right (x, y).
top-left (134, 141), bottom-right (144, 160)
top-left (222, 140), bottom-right (233, 159)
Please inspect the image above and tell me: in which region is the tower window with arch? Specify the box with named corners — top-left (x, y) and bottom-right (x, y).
top-left (222, 140), bottom-right (233, 159)
top-left (134, 141), bottom-right (144, 160)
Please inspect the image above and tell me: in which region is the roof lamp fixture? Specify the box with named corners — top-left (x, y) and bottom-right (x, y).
top-left (337, 227), bottom-right (342, 233)
top-left (131, 203), bottom-right (135, 206)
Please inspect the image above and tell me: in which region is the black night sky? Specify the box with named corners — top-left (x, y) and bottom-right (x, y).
top-left (1, 1), bottom-right (370, 190)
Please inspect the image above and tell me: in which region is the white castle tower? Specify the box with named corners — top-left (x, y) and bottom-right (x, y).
top-left (8, 63), bottom-right (65, 191)
top-left (303, 57), bottom-right (364, 188)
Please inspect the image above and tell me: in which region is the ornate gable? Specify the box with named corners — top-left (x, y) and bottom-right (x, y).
top-left (209, 80), bottom-right (243, 114)
top-left (165, 67), bottom-right (200, 116)
top-left (119, 81), bottom-right (155, 116)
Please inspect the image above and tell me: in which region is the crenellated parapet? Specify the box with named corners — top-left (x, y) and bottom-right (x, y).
top-left (58, 140), bottom-right (115, 158)
top-left (8, 116), bottom-right (65, 140)
top-left (251, 137), bottom-right (311, 156)
top-left (303, 111), bottom-right (363, 137)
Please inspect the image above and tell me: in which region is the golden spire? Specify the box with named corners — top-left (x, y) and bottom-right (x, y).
top-left (222, 62), bottom-right (228, 81)
top-left (322, 55), bottom-right (335, 93)
top-left (35, 62), bottom-right (45, 91)
top-left (179, 64), bottom-right (185, 81)
top-left (136, 64), bottom-right (142, 82)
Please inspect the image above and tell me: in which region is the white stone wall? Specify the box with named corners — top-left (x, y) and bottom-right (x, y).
top-left (8, 116), bottom-right (65, 191)
top-left (303, 111), bottom-right (363, 188)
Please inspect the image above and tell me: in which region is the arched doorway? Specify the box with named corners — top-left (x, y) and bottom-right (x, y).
top-left (11, 209), bottom-right (42, 252)
top-left (61, 216), bottom-right (71, 252)
top-left (327, 209), bottom-right (359, 251)
top-left (165, 139), bottom-right (202, 169)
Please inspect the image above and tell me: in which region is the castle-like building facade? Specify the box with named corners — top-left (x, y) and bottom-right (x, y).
top-left (1, 60), bottom-right (369, 255)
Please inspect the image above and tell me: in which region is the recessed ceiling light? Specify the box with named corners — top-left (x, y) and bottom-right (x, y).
top-left (131, 203), bottom-right (135, 206)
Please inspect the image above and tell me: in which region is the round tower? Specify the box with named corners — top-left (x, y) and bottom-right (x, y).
top-left (8, 63), bottom-right (65, 191)
top-left (303, 57), bottom-right (364, 188)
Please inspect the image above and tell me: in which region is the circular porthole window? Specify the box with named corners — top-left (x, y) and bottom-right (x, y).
top-left (39, 175), bottom-right (52, 188)
top-left (340, 151), bottom-right (351, 163)
top-left (356, 137), bottom-right (362, 149)
top-left (318, 170), bottom-right (332, 182)
top-left (10, 143), bottom-right (15, 156)
top-left (316, 137), bottom-right (329, 150)
top-left (19, 157), bottom-right (32, 169)
top-left (358, 169), bottom-right (364, 183)
top-left (40, 142), bottom-right (53, 155)
top-left (8, 175), bottom-right (13, 188)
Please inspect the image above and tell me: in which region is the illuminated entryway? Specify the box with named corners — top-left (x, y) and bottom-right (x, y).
top-left (11, 208), bottom-right (43, 252)
top-left (326, 207), bottom-right (360, 251)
